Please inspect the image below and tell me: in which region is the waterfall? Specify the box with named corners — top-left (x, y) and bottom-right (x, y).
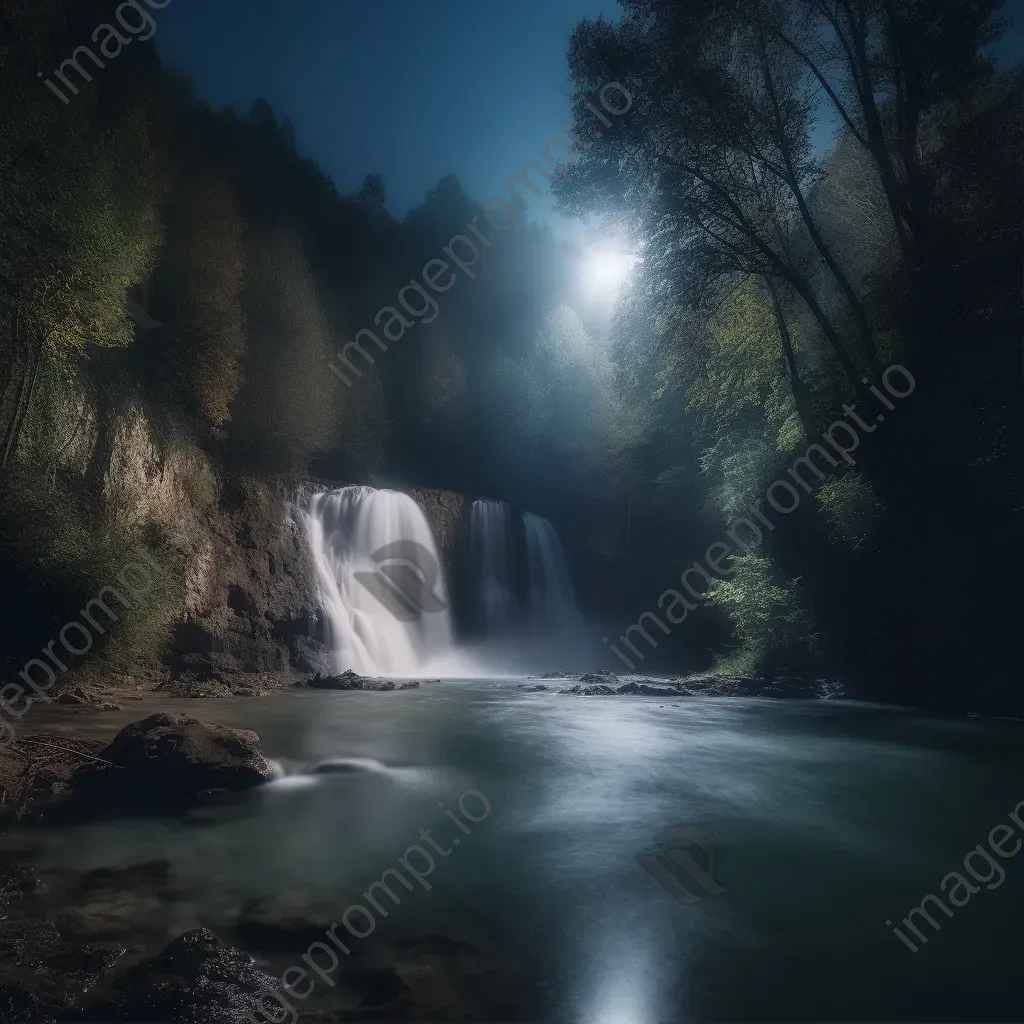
top-left (470, 499), bottom-right (518, 634)
top-left (306, 486), bottom-right (453, 675)
top-left (523, 512), bottom-right (585, 638)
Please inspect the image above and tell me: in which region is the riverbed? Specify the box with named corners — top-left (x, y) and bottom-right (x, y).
top-left (5, 681), bottom-right (1023, 1021)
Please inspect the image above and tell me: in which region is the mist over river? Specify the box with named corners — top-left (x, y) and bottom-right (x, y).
top-left (7, 681), bottom-right (1023, 1022)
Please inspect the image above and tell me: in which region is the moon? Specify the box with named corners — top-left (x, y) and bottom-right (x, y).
top-left (581, 245), bottom-right (635, 300)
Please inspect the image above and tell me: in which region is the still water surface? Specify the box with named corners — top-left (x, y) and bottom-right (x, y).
top-left (10, 682), bottom-right (1024, 1021)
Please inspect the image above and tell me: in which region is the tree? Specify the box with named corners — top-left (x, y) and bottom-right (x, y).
top-left (554, 5), bottom-right (884, 396)
top-left (228, 225), bottom-right (342, 474)
top-left (150, 164), bottom-right (247, 427)
top-left (0, 72), bottom-right (162, 471)
top-left (356, 173), bottom-right (387, 209)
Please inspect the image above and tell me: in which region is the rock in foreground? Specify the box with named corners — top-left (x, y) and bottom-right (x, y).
top-left (74, 713), bottom-right (277, 805)
top-left (71, 927), bottom-right (279, 1024)
top-left (0, 919), bottom-right (125, 1023)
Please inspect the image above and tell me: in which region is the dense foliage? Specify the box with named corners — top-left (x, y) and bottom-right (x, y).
top-left (553, 0), bottom-right (1023, 708)
top-left (0, 0), bottom-right (1019, 709)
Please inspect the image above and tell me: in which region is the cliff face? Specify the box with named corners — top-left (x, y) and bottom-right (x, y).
top-left (10, 372), bottom-right (320, 684)
top-left (9, 372), bottom-right (475, 685)
top-left (98, 432), bottom-right (472, 677)
top-left (102, 414), bottom-right (320, 677)
top-left (165, 477), bottom-right (319, 677)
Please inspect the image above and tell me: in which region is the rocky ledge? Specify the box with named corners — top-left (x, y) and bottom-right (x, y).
top-left (298, 670), bottom-right (423, 692)
top-left (529, 670), bottom-right (848, 699)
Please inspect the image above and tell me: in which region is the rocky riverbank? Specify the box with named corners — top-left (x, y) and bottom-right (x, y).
top-left (524, 669), bottom-right (849, 699)
top-left (0, 710), bottom-right (519, 1022)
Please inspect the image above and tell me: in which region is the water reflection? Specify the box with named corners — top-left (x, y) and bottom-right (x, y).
top-left (8, 682), bottom-right (1024, 1021)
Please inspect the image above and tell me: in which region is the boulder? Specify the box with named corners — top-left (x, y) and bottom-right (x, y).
top-left (561, 684), bottom-right (617, 695)
top-left (56, 688), bottom-right (89, 706)
top-left (72, 927), bottom-right (279, 1024)
top-left (74, 713), bottom-right (277, 805)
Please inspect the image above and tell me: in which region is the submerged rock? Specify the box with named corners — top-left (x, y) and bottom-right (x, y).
top-left (58, 889), bottom-right (168, 943)
top-left (73, 713), bottom-right (277, 805)
top-left (380, 931), bottom-right (521, 1021)
top-left (237, 888), bottom-right (346, 949)
top-left (55, 860), bottom-right (188, 944)
top-left (71, 927), bottom-right (279, 1023)
top-left (75, 860), bottom-right (172, 891)
top-left (309, 756), bottom-right (390, 775)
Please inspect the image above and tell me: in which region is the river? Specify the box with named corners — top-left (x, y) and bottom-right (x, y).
top-left (5, 681), bottom-right (1023, 1021)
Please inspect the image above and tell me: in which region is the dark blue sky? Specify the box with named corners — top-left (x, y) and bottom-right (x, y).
top-left (154, 0), bottom-right (621, 234)
top-left (153, 0), bottom-right (1021, 239)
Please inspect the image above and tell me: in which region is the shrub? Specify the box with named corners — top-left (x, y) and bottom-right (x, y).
top-left (707, 554), bottom-right (818, 674)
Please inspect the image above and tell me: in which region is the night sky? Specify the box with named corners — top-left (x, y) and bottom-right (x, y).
top-left (153, 0), bottom-right (1022, 239)
top-left (154, 0), bottom-right (622, 236)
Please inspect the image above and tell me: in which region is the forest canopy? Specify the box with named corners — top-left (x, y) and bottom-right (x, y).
top-left (0, 0), bottom-right (1020, 710)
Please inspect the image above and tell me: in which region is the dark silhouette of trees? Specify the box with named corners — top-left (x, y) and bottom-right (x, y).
top-left (552, 0), bottom-right (1022, 705)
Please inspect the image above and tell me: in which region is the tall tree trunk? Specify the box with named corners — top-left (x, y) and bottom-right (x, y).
top-left (0, 310), bottom-right (31, 474)
top-left (773, 258), bottom-right (873, 403)
top-left (1, 325), bottom-right (45, 472)
top-left (757, 34), bottom-right (883, 376)
top-left (0, 306), bottom-right (19, 411)
top-left (764, 276), bottom-right (816, 440)
top-left (840, 0), bottom-right (928, 282)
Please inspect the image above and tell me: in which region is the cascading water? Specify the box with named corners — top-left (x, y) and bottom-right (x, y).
top-left (469, 499), bottom-right (518, 635)
top-left (306, 486), bottom-right (453, 676)
top-left (464, 500), bottom-right (593, 668)
top-left (523, 512), bottom-right (585, 638)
